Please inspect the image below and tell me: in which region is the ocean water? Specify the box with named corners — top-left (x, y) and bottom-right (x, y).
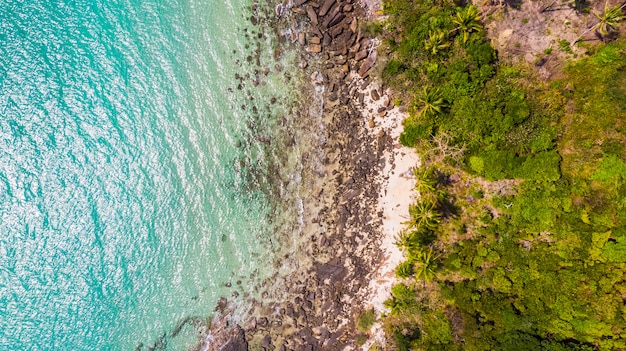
top-left (0, 0), bottom-right (306, 349)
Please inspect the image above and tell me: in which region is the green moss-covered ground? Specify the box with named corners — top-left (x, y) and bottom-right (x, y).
top-left (378, 0), bottom-right (626, 349)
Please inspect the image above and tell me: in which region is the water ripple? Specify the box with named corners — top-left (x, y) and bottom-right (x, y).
top-left (0, 0), bottom-right (293, 349)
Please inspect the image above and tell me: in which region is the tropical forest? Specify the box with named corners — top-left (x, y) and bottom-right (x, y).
top-left (375, 0), bottom-right (626, 349)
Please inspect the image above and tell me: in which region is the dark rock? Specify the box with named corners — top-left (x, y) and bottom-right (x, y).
top-left (334, 56), bottom-right (347, 65)
top-left (310, 25), bottom-right (323, 38)
top-left (321, 5), bottom-right (341, 28)
top-left (355, 49), bottom-right (367, 61)
top-left (215, 297), bottom-right (228, 313)
top-left (318, 0), bottom-right (336, 16)
top-left (298, 32), bottom-right (306, 46)
top-left (306, 6), bottom-right (318, 25)
top-left (358, 56), bottom-right (375, 77)
top-left (350, 17), bottom-right (358, 32)
top-left (260, 335), bottom-right (272, 348)
top-left (387, 102), bottom-right (394, 111)
top-left (323, 32), bottom-right (332, 46)
top-left (331, 26), bottom-right (343, 38)
top-left (371, 89), bottom-right (379, 101)
top-left (536, 56), bottom-right (548, 67)
top-left (206, 325), bottom-right (248, 351)
top-left (305, 44), bottom-right (322, 53)
top-left (328, 13), bottom-right (345, 28)
top-left (257, 317), bottom-right (269, 328)
top-left (299, 327), bottom-right (313, 339)
top-left (244, 318), bottom-right (257, 332)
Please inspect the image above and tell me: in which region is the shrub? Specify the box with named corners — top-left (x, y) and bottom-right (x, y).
top-left (384, 59), bottom-right (406, 78)
top-left (355, 334), bottom-right (368, 346)
top-left (591, 154), bottom-right (626, 186)
top-left (399, 120), bottom-right (433, 147)
top-left (357, 309), bottom-right (377, 333)
top-left (396, 260), bottom-right (414, 278)
top-left (514, 150), bottom-right (561, 181)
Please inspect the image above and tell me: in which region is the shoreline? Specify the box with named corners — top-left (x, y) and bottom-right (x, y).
top-left (202, 0), bottom-right (418, 348)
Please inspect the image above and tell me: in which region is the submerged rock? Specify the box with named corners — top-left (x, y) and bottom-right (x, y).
top-left (207, 325), bottom-right (248, 351)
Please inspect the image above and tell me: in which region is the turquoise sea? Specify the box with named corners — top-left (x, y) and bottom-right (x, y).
top-left (0, 0), bottom-right (307, 349)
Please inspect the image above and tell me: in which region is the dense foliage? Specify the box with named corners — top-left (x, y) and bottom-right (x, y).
top-left (379, 0), bottom-right (626, 349)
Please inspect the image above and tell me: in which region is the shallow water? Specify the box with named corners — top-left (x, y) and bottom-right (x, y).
top-left (0, 0), bottom-right (307, 349)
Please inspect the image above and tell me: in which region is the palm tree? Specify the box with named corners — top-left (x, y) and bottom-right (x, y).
top-left (414, 166), bottom-right (450, 206)
top-left (414, 167), bottom-right (437, 194)
top-left (414, 87), bottom-right (447, 118)
top-left (395, 260), bottom-right (414, 278)
top-left (394, 229), bottom-right (421, 252)
top-left (412, 247), bottom-right (440, 284)
top-left (407, 200), bottom-right (441, 230)
top-left (424, 30), bottom-right (451, 55)
top-left (451, 5), bottom-right (483, 43)
top-left (574, 1), bottom-right (626, 43)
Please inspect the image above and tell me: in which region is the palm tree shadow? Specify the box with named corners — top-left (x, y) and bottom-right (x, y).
top-left (504, 0), bottom-right (522, 10)
top-left (437, 197), bottom-right (459, 219)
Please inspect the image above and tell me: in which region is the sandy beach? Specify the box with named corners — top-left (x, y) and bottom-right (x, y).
top-left (202, 0), bottom-right (420, 348)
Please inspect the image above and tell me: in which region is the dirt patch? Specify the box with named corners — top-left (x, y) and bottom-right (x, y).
top-left (478, 0), bottom-right (624, 79)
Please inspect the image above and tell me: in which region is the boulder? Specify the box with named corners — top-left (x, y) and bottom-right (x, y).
top-left (244, 318), bottom-right (257, 332)
top-left (350, 17), bottom-right (357, 33)
top-left (323, 32), bottom-right (332, 46)
top-left (310, 26), bottom-right (323, 38)
top-left (260, 335), bottom-right (272, 349)
top-left (206, 325), bottom-right (248, 351)
top-left (355, 49), bottom-right (367, 61)
top-left (318, 0), bottom-right (335, 16)
top-left (305, 44), bottom-right (322, 53)
top-left (371, 89), bottom-right (380, 101)
top-left (331, 26), bottom-right (343, 38)
top-left (257, 317), bottom-right (269, 328)
top-left (306, 5), bottom-right (318, 25)
top-left (358, 56), bottom-right (375, 77)
top-left (321, 5), bottom-right (340, 28)
top-left (328, 13), bottom-right (345, 27)
top-left (334, 56), bottom-right (347, 65)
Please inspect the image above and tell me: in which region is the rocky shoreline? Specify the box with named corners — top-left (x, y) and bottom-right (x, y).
top-left (200, 0), bottom-right (418, 349)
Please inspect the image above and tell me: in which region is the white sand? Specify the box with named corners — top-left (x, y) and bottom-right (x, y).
top-left (346, 72), bottom-right (420, 349)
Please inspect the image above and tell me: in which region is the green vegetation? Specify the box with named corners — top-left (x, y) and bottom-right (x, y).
top-left (358, 309), bottom-right (378, 333)
top-left (588, 2), bottom-right (626, 35)
top-left (574, 1), bottom-right (626, 45)
top-left (379, 0), bottom-right (626, 349)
